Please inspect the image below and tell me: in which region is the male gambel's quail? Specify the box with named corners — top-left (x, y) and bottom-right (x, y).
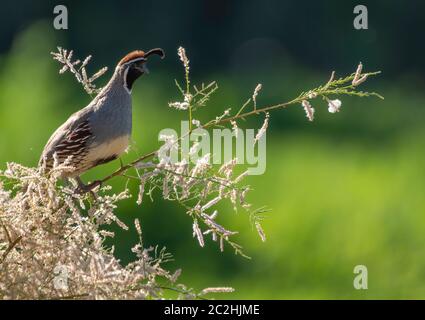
top-left (39, 48), bottom-right (165, 192)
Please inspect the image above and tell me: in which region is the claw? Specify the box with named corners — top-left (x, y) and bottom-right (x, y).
top-left (75, 177), bottom-right (102, 194)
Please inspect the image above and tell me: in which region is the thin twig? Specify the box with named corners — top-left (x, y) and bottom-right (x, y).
top-left (0, 235), bottom-right (23, 264)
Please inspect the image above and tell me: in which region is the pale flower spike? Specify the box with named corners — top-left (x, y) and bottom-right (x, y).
top-left (252, 83), bottom-right (262, 110)
top-left (254, 112), bottom-right (270, 144)
top-left (177, 46), bottom-right (190, 71)
top-left (302, 100), bottom-right (315, 121)
top-left (168, 101), bottom-right (189, 110)
top-left (352, 62), bottom-right (368, 86)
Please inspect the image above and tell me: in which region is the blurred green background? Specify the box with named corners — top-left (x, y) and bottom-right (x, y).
top-left (1, 0), bottom-right (425, 299)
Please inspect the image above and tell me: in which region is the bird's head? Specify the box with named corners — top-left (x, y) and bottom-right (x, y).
top-left (117, 48), bottom-right (165, 92)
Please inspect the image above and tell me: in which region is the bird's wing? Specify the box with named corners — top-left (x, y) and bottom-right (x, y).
top-left (39, 112), bottom-right (94, 171)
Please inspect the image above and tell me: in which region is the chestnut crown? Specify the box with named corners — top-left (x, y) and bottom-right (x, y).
top-left (118, 48), bottom-right (165, 66)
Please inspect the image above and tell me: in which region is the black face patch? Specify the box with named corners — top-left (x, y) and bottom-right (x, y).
top-left (125, 63), bottom-right (144, 91)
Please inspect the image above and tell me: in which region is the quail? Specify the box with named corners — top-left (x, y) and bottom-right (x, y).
top-left (39, 48), bottom-right (165, 192)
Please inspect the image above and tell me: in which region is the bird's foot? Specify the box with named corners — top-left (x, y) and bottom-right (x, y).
top-left (75, 179), bottom-right (102, 195)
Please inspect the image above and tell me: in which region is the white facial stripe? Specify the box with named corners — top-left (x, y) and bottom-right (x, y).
top-left (123, 67), bottom-right (131, 94)
top-left (123, 57), bottom-right (145, 66)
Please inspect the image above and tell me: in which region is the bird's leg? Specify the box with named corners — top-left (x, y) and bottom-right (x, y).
top-left (119, 157), bottom-right (125, 169)
top-left (75, 176), bottom-right (102, 194)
